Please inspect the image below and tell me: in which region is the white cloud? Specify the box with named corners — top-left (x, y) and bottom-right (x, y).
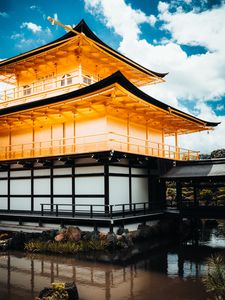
top-left (84, 0), bottom-right (225, 153)
top-left (21, 22), bottom-right (42, 33)
top-left (11, 27), bottom-right (53, 51)
top-left (85, 0), bottom-right (156, 42)
top-left (0, 12), bottom-right (9, 18)
top-left (159, 3), bottom-right (225, 52)
top-left (158, 1), bottom-right (169, 13)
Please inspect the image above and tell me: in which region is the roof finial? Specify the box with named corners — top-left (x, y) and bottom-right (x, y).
top-left (47, 16), bottom-right (79, 34)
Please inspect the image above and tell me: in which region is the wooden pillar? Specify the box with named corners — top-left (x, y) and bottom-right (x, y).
top-left (50, 167), bottom-right (54, 212)
top-left (7, 169), bottom-right (10, 211)
top-left (31, 169), bottom-right (34, 212)
top-left (50, 125), bottom-right (53, 155)
top-left (162, 129), bottom-right (165, 158)
top-left (63, 122), bottom-right (65, 154)
top-left (145, 123), bottom-right (149, 155)
top-left (9, 126), bottom-right (12, 159)
top-left (104, 164), bottom-right (109, 213)
top-left (32, 120), bottom-right (35, 157)
top-left (73, 113), bottom-right (76, 153)
top-left (72, 166), bottom-right (75, 217)
top-left (175, 131), bottom-right (178, 160)
top-left (129, 166), bottom-right (132, 210)
top-left (127, 116), bottom-right (130, 152)
top-left (78, 64), bottom-right (82, 84)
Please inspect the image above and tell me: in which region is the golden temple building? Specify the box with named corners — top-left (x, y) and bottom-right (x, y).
top-left (0, 19), bottom-right (219, 227)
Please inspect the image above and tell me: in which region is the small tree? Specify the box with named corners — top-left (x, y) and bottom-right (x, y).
top-left (211, 149), bottom-right (225, 159)
top-left (203, 255), bottom-right (225, 300)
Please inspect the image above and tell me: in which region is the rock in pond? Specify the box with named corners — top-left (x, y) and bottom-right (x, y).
top-left (37, 282), bottom-right (79, 300)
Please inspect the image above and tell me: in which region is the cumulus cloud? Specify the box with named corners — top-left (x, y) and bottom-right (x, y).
top-left (84, 0), bottom-right (225, 153)
top-left (11, 26), bottom-right (53, 51)
top-left (85, 0), bottom-right (156, 42)
top-left (21, 22), bottom-right (42, 33)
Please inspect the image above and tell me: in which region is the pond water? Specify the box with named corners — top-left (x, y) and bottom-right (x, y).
top-left (0, 221), bottom-right (225, 300)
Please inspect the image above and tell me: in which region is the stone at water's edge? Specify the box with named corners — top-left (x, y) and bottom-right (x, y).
top-left (38, 282), bottom-right (79, 300)
top-left (65, 226), bottom-right (81, 242)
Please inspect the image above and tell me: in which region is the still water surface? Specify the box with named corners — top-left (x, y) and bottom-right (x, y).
top-left (0, 222), bottom-right (225, 300)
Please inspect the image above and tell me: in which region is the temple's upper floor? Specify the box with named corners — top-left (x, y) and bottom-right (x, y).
top-left (0, 20), bottom-right (167, 108)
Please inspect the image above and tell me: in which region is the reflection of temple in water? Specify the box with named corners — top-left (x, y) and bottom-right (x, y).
top-left (0, 250), bottom-right (208, 300)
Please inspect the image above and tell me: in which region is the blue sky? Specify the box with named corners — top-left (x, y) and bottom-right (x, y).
top-left (0, 0), bottom-right (225, 153)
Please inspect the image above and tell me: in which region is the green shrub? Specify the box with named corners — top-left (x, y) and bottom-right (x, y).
top-left (25, 239), bottom-right (109, 254)
top-left (202, 255), bottom-right (225, 300)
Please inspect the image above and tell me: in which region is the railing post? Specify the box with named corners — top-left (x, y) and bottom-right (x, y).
top-left (122, 204), bottom-right (125, 218)
top-left (110, 205), bottom-right (113, 219)
top-left (72, 204), bottom-right (75, 218)
top-left (133, 203), bottom-right (136, 216)
top-left (41, 204), bottom-right (44, 216)
top-left (90, 205), bottom-right (93, 218)
top-left (143, 202), bottom-right (146, 215)
top-left (56, 204), bottom-right (58, 217)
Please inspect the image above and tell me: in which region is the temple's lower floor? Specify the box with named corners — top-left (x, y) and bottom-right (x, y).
top-left (0, 151), bottom-right (171, 218)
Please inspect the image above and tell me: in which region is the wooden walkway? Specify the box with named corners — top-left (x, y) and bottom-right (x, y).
top-left (0, 209), bottom-right (165, 231)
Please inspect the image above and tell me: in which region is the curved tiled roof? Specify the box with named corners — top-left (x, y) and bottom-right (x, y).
top-left (0, 71), bottom-right (219, 128)
top-left (0, 20), bottom-right (167, 79)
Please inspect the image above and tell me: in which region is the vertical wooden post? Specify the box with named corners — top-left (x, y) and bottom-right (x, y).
top-left (145, 122), bottom-right (149, 155)
top-left (104, 164), bottom-right (109, 214)
top-left (127, 115), bottom-right (130, 152)
top-left (78, 64), bottom-right (82, 84)
top-left (32, 120), bottom-right (35, 157)
top-left (129, 166), bottom-right (132, 211)
top-left (31, 169), bottom-right (34, 213)
top-left (9, 126), bottom-right (12, 159)
top-left (50, 167), bottom-right (54, 212)
top-left (72, 166), bottom-right (75, 217)
top-left (63, 122), bottom-right (65, 154)
top-left (175, 131), bottom-right (178, 160)
top-left (50, 125), bottom-right (53, 155)
top-left (162, 129), bottom-right (165, 158)
top-left (7, 169), bottom-right (10, 211)
top-left (73, 112), bottom-right (76, 153)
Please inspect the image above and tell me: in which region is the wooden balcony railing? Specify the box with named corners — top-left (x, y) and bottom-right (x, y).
top-left (0, 70), bottom-right (97, 108)
top-left (0, 132), bottom-right (199, 161)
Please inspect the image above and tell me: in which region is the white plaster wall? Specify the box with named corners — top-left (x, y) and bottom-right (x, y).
top-left (109, 177), bottom-right (129, 210)
top-left (34, 197), bottom-right (51, 211)
top-left (33, 169), bottom-right (50, 176)
top-left (10, 170), bottom-right (31, 177)
top-left (0, 197), bottom-right (7, 209)
top-left (75, 166), bottom-right (104, 174)
top-left (54, 178), bottom-right (72, 195)
top-left (10, 197), bottom-right (31, 210)
top-left (0, 180), bottom-right (7, 194)
top-left (53, 168), bottom-right (72, 175)
top-left (109, 166), bottom-right (129, 174)
top-left (131, 168), bottom-right (148, 175)
top-left (0, 172), bottom-right (7, 178)
top-left (131, 177), bottom-right (148, 205)
top-left (10, 179), bottom-right (31, 195)
top-left (75, 197), bottom-right (105, 212)
top-left (75, 176), bottom-right (104, 194)
top-left (34, 178), bottom-right (50, 195)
